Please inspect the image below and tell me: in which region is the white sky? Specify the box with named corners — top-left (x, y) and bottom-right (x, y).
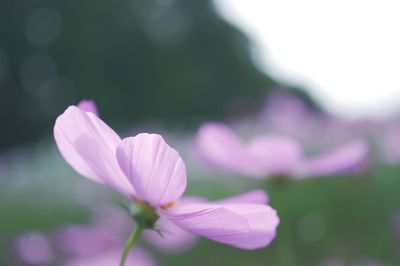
top-left (214, 0), bottom-right (400, 119)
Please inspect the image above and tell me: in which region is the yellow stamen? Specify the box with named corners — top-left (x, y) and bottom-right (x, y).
top-left (133, 197), bottom-right (177, 210)
top-left (161, 200), bottom-right (177, 209)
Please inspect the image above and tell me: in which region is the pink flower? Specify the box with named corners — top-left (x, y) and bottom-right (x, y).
top-left (91, 205), bottom-right (132, 237)
top-left (195, 122), bottom-right (368, 178)
top-left (56, 225), bottom-right (122, 257)
top-left (65, 247), bottom-right (156, 266)
top-left (380, 126), bottom-right (400, 165)
top-left (54, 105), bottom-right (279, 250)
top-left (15, 232), bottom-right (54, 265)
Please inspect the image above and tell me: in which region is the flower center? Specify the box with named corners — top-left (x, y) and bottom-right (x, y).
top-left (161, 200), bottom-right (177, 209)
top-left (132, 200), bottom-right (159, 229)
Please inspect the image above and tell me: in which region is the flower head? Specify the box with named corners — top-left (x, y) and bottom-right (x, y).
top-left (15, 232), bottom-right (54, 265)
top-left (380, 126), bottom-right (400, 165)
top-left (195, 122), bottom-right (368, 179)
top-left (56, 225), bottom-right (121, 257)
top-left (65, 247), bottom-right (156, 266)
top-left (54, 104), bottom-right (279, 250)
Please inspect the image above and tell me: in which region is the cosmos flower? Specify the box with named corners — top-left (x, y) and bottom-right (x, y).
top-left (65, 247), bottom-right (156, 266)
top-left (54, 104), bottom-right (279, 250)
top-left (14, 232), bottom-right (54, 265)
top-left (56, 225), bottom-right (121, 257)
top-left (380, 126), bottom-right (400, 165)
top-left (195, 122), bottom-right (368, 178)
top-left (57, 222), bottom-right (156, 266)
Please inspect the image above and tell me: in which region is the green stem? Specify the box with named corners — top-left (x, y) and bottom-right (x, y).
top-left (277, 219), bottom-right (296, 266)
top-left (269, 178), bottom-right (296, 266)
top-left (119, 225), bottom-right (144, 266)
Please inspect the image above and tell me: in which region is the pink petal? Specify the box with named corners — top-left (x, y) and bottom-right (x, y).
top-left (295, 140), bottom-right (368, 178)
top-left (176, 189), bottom-right (269, 207)
top-left (77, 99), bottom-right (99, 116)
top-left (144, 191), bottom-right (268, 252)
top-left (161, 203), bottom-right (248, 246)
top-left (176, 190), bottom-right (268, 207)
top-left (54, 106), bottom-right (134, 197)
top-left (216, 190), bottom-right (269, 205)
top-left (116, 134), bottom-right (187, 207)
top-left (161, 202), bottom-right (279, 250)
top-left (247, 136), bottom-right (303, 176)
top-left (220, 203), bottom-right (279, 249)
top-left (194, 122), bottom-right (257, 176)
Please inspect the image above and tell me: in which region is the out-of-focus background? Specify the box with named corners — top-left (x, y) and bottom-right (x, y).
top-left (0, 0), bottom-right (399, 265)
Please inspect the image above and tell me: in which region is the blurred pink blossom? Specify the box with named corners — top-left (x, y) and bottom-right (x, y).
top-left (15, 232), bottom-right (54, 265)
top-left (380, 126), bottom-right (400, 165)
top-left (65, 247), bottom-right (156, 266)
top-left (195, 122), bottom-right (368, 178)
top-left (56, 225), bottom-right (122, 257)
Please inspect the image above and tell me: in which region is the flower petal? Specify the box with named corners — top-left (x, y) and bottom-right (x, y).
top-left (221, 203), bottom-right (279, 249)
top-left (195, 122), bottom-right (256, 176)
top-left (161, 201), bottom-right (279, 250)
top-left (77, 99), bottom-right (99, 116)
top-left (161, 203), bottom-right (248, 247)
top-left (116, 134), bottom-right (187, 207)
top-left (216, 190), bottom-right (269, 205)
top-left (176, 190), bottom-right (269, 207)
top-left (294, 140), bottom-right (368, 178)
top-left (247, 135), bottom-right (303, 176)
top-left (54, 106), bottom-right (134, 197)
